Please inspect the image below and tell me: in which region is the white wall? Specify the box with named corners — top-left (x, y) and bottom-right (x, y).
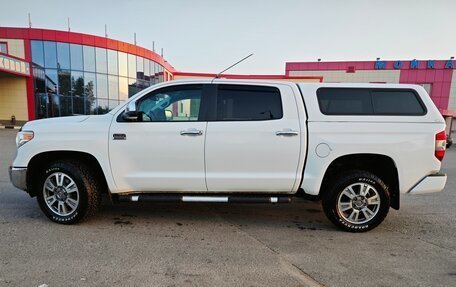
top-left (0, 39), bottom-right (25, 59)
top-left (447, 72), bottom-right (456, 112)
top-left (288, 70), bottom-right (401, 83)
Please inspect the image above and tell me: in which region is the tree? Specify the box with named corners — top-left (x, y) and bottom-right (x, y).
top-left (84, 80), bottom-right (95, 114)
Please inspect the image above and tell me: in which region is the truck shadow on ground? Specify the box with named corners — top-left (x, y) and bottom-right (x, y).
top-left (4, 188), bottom-right (339, 232)
top-left (93, 197), bottom-right (338, 232)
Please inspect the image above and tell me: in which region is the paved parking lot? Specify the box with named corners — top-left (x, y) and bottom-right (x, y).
top-left (0, 128), bottom-right (455, 287)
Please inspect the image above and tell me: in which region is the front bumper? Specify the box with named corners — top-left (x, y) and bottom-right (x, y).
top-left (408, 173), bottom-right (447, 194)
top-left (9, 166), bottom-right (28, 191)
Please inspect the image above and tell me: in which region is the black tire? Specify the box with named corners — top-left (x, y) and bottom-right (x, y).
top-left (322, 170), bottom-right (390, 232)
top-left (36, 160), bottom-right (101, 224)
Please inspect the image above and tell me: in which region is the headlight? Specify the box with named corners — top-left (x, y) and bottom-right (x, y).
top-left (16, 131), bottom-right (34, 148)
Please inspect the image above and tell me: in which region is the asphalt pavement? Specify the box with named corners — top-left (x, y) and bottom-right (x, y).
top-left (0, 128), bottom-right (455, 287)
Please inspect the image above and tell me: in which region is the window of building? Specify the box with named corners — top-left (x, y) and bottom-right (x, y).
top-left (83, 46), bottom-right (95, 72)
top-left (158, 65), bottom-right (164, 82)
top-left (33, 66), bottom-right (46, 94)
top-left (95, 48), bottom-right (107, 74)
top-left (43, 41), bottom-right (57, 68)
top-left (58, 70), bottom-right (71, 96)
top-left (70, 44), bottom-right (83, 71)
top-left (151, 62), bottom-right (158, 84)
top-left (96, 73), bottom-right (108, 99)
top-left (317, 88), bottom-right (426, 115)
top-left (119, 76), bottom-right (129, 100)
top-left (151, 61), bottom-right (156, 75)
top-left (107, 50), bottom-right (118, 75)
top-left (136, 56), bottom-right (144, 79)
top-left (217, 85), bottom-right (283, 121)
top-left (108, 75), bottom-right (119, 101)
top-left (118, 52), bottom-right (128, 77)
top-left (128, 78), bottom-right (138, 97)
top-left (56, 42), bottom-right (70, 70)
top-left (31, 40), bottom-right (44, 67)
top-left (71, 71), bottom-right (84, 97)
top-left (144, 59), bottom-right (150, 81)
top-left (71, 71), bottom-right (86, 115)
top-left (149, 61), bottom-right (155, 82)
top-left (137, 85), bottom-right (203, 122)
top-left (45, 69), bottom-right (58, 93)
top-left (84, 72), bottom-right (97, 114)
top-left (57, 69), bottom-right (72, 116)
top-left (128, 54), bottom-right (136, 78)
top-left (0, 42), bottom-right (7, 54)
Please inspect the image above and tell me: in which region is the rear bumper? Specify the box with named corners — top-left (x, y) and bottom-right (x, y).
top-left (408, 173), bottom-right (447, 194)
top-left (9, 166), bottom-right (28, 191)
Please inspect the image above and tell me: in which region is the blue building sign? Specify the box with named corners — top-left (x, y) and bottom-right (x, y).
top-left (375, 59), bottom-right (454, 70)
top-left (410, 60), bottom-right (419, 69)
top-left (375, 61), bottom-right (386, 69)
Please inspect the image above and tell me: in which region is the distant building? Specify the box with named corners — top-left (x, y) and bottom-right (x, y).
top-left (286, 59), bottom-right (455, 117)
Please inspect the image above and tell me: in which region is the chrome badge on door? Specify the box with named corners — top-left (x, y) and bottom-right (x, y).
top-left (113, 133), bottom-right (126, 140)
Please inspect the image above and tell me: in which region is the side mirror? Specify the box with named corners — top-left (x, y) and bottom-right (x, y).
top-left (126, 100), bottom-right (137, 113)
top-left (122, 110), bottom-right (142, 121)
top-left (122, 100), bottom-right (141, 121)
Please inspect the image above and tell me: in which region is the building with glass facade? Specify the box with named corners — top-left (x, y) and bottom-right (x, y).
top-left (0, 27), bottom-right (175, 124)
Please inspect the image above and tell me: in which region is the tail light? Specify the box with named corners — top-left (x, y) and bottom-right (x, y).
top-left (435, 131), bottom-right (446, 161)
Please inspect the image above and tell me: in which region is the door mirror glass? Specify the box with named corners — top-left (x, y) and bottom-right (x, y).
top-left (122, 110), bottom-right (141, 121)
top-left (165, 110), bottom-right (173, 121)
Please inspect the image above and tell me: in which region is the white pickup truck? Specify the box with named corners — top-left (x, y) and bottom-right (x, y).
top-left (9, 80), bottom-right (448, 232)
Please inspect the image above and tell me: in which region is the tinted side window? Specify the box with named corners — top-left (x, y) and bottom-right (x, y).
top-left (217, 85), bottom-right (282, 121)
top-left (372, 90), bottom-right (425, 115)
top-left (317, 88), bottom-right (426, 116)
top-left (317, 88), bottom-right (372, 115)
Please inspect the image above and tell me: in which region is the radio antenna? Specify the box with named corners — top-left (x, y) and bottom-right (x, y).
top-left (213, 53), bottom-right (253, 82)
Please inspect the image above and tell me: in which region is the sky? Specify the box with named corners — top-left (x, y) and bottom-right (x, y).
top-left (1, 0), bottom-right (454, 74)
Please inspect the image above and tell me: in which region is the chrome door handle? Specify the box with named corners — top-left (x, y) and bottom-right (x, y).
top-left (180, 129), bottom-right (203, 136)
top-left (275, 129), bottom-right (299, 136)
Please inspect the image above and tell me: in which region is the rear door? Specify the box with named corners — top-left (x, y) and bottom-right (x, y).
top-left (205, 83), bottom-right (302, 192)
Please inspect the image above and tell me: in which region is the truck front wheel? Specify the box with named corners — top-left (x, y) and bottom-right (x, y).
top-left (36, 160), bottom-right (101, 224)
top-left (322, 170), bottom-right (390, 232)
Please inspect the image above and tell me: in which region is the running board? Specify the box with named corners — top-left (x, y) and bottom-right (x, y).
top-left (115, 194), bottom-right (292, 204)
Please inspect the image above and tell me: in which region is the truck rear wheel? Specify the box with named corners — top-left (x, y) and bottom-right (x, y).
top-left (322, 170), bottom-right (390, 232)
top-left (36, 160), bottom-right (101, 224)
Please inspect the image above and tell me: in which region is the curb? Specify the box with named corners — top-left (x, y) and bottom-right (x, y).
top-left (0, 125), bottom-right (21, 130)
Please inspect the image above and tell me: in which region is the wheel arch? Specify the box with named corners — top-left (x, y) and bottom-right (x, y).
top-left (27, 151), bottom-right (109, 197)
top-left (320, 153), bottom-right (400, 210)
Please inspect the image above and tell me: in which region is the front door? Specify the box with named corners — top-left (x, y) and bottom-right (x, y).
top-left (109, 84), bottom-right (208, 192)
